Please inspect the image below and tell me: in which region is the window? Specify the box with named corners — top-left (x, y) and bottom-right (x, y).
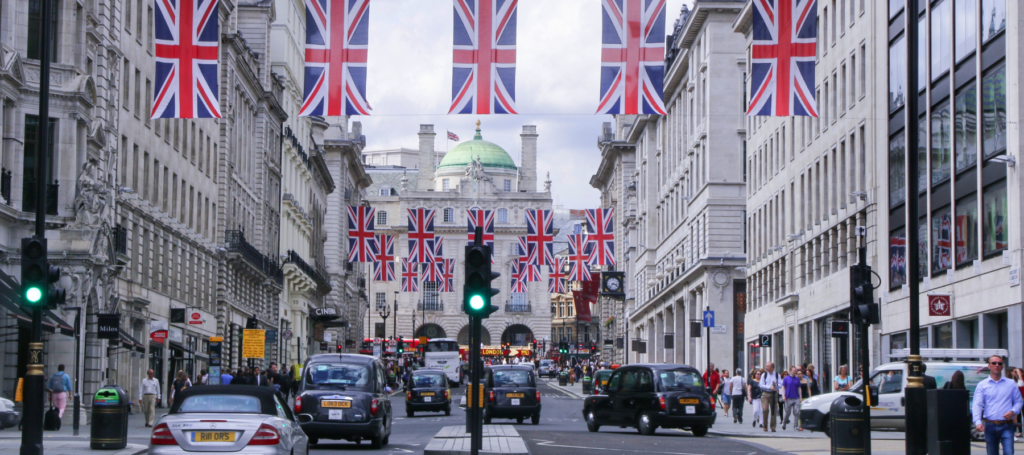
top-left (423, 281), bottom-right (439, 307)
top-left (931, 207), bottom-right (952, 273)
top-left (125, 0), bottom-right (131, 31)
top-left (376, 210), bottom-right (387, 226)
top-left (889, 0), bottom-right (903, 19)
top-left (930, 100), bottom-right (952, 185)
top-left (442, 179), bottom-right (449, 191)
top-left (123, 60), bottom-right (131, 109)
top-left (981, 0), bottom-right (1005, 43)
top-left (497, 208), bottom-right (508, 223)
top-left (918, 17), bottom-right (927, 91)
top-left (28, 0), bottom-right (58, 61)
top-left (510, 242), bottom-right (518, 255)
top-left (954, 83), bottom-right (977, 172)
top-left (860, 44), bottom-right (866, 97)
top-left (504, 179), bottom-right (511, 192)
top-left (145, 79), bottom-right (152, 125)
top-left (147, 6), bottom-right (154, 50)
top-left (375, 292), bottom-right (387, 311)
top-left (443, 208), bottom-right (454, 223)
top-left (981, 65), bottom-right (1006, 158)
top-left (930, 0), bottom-right (951, 79)
top-left (134, 69), bottom-right (142, 117)
top-left (933, 323), bottom-right (953, 348)
top-left (888, 132), bottom-right (906, 207)
top-left (955, 194), bottom-right (979, 265)
top-left (379, 185), bottom-right (391, 196)
top-left (954, 0), bottom-right (977, 61)
top-left (889, 229), bottom-right (907, 288)
top-left (888, 36), bottom-right (906, 112)
top-left (982, 181), bottom-right (1007, 256)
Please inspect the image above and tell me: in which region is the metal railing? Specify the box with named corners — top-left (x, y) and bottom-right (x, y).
top-left (225, 230), bottom-right (283, 284)
top-left (286, 250), bottom-right (331, 292)
top-left (114, 224), bottom-right (128, 255)
top-left (504, 303), bottom-right (532, 313)
top-left (418, 301), bottom-right (444, 312)
top-left (23, 181), bottom-right (58, 215)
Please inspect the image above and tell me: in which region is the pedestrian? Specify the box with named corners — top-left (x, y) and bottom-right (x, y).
top-left (730, 368), bottom-right (745, 424)
top-left (834, 365), bottom-right (851, 391)
top-left (139, 369), bottom-right (161, 427)
top-left (703, 363), bottom-right (720, 409)
top-left (782, 366), bottom-right (804, 431)
top-left (198, 369), bottom-right (209, 385)
top-left (758, 362), bottom-right (782, 432)
top-left (973, 354), bottom-right (1023, 455)
top-left (221, 368), bottom-right (234, 385)
top-left (230, 369), bottom-right (246, 385)
top-left (1012, 368), bottom-right (1024, 439)
top-left (170, 370), bottom-right (191, 405)
top-left (720, 369), bottom-right (732, 417)
top-left (47, 364), bottom-right (72, 419)
top-left (807, 364), bottom-right (820, 396)
top-left (748, 370), bottom-right (763, 428)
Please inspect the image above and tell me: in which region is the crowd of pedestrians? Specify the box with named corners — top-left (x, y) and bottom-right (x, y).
top-left (704, 361), bottom-right (824, 432)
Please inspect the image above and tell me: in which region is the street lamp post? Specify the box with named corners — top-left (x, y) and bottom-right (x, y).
top-left (393, 291), bottom-right (398, 344)
top-left (378, 303), bottom-right (391, 356)
top-left (904, 0), bottom-right (925, 452)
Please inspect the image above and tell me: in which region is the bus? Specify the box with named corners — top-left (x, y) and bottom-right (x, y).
top-left (423, 338), bottom-right (462, 386)
top-left (359, 338), bottom-right (421, 356)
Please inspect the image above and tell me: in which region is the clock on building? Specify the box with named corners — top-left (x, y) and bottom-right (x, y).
top-left (601, 271), bottom-right (625, 298)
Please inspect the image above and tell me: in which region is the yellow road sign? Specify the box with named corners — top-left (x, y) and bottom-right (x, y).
top-left (242, 329), bottom-right (265, 359)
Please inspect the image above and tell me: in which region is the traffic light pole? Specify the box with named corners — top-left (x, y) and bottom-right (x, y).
top-left (463, 227), bottom-right (498, 455)
top-left (467, 316), bottom-right (482, 455)
top-left (857, 246), bottom-right (872, 455)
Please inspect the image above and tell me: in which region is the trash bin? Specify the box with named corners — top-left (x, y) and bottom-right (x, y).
top-left (581, 376), bottom-right (593, 394)
top-left (927, 389), bottom-right (971, 455)
top-left (829, 395), bottom-right (869, 454)
top-left (91, 385), bottom-right (130, 449)
top-left (558, 372), bottom-right (568, 386)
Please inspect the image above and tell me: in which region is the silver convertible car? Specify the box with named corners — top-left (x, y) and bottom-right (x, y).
top-left (149, 385), bottom-right (309, 455)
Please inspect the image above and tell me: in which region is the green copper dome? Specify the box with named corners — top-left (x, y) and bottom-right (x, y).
top-left (437, 123), bottom-right (518, 171)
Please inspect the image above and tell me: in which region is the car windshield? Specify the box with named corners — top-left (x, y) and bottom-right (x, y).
top-left (493, 370), bottom-right (532, 387)
top-left (658, 369), bottom-right (704, 390)
top-left (306, 363), bottom-right (372, 389)
top-left (176, 395), bottom-right (263, 414)
top-left (413, 374), bottom-right (445, 388)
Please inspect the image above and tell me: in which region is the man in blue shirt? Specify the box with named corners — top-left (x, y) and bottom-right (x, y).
top-left (47, 364), bottom-right (73, 420)
top-left (973, 355), bottom-right (1023, 455)
top-left (781, 366), bottom-right (803, 431)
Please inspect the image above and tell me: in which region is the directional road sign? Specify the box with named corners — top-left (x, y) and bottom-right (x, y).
top-left (702, 311), bottom-right (715, 328)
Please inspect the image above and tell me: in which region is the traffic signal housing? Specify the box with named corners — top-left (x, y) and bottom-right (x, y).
top-left (21, 238), bottom-right (47, 307)
top-left (464, 233), bottom-right (500, 318)
top-left (850, 263), bottom-right (879, 325)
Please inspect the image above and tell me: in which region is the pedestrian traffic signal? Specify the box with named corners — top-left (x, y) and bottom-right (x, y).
top-left (20, 237), bottom-right (65, 309)
top-left (849, 263), bottom-right (879, 325)
top-left (398, 344), bottom-right (404, 354)
top-left (464, 228), bottom-right (500, 318)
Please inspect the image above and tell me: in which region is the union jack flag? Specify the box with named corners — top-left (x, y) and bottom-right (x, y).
top-left (450, 0), bottom-right (518, 114)
top-left (467, 209), bottom-right (495, 261)
top-left (549, 257), bottom-right (567, 294)
top-left (372, 234), bottom-right (395, 282)
top-left (347, 206), bottom-right (375, 263)
top-left (596, 0), bottom-right (667, 115)
top-left (747, 0), bottom-right (818, 117)
top-left (518, 246), bottom-right (541, 283)
top-left (300, 0), bottom-right (372, 116)
top-left (567, 233), bottom-right (593, 281)
top-left (421, 237), bottom-right (445, 282)
top-left (440, 258), bottom-right (456, 292)
top-left (936, 214), bottom-right (952, 269)
top-left (407, 208), bottom-right (436, 263)
top-left (448, 131), bottom-right (460, 141)
top-left (585, 209), bottom-right (615, 267)
top-left (510, 257), bottom-right (528, 293)
top-left (401, 258), bottom-right (419, 293)
top-left (152, 0), bottom-right (221, 118)
top-left (526, 209), bottom-right (555, 267)
top-left (890, 235), bottom-right (906, 288)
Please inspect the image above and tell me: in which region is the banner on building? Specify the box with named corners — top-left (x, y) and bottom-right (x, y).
top-left (928, 294), bottom-right (952, 317)
top-left (150, 320), bottom-right (168, 344)
top-left (572, 272), bottom-right (600, 322)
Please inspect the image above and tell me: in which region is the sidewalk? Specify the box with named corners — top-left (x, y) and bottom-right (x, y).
top-left (0, 440), bottom-right (146, 455)
top-left (706, 400), bottom-right (902, 439)
top-left (0, 408), bottom-right (157, 441)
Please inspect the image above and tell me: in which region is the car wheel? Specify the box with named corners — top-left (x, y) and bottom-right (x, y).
top-left (407, 410), bottom-right (414, 418)
top-left (638, 412), bottom-right (657, 435)
top-left (483, 408), bottom-right (492, 424)
top-left (370, 432), bottom-right (383, 449)
top-left (308, 437), bottom-right (318, 446)
top-left (585, 410), bottom-right (600, 432)
top-left (516, 417), bottom-right (524, 424)
top-left (532, 414), bottom-right (540, 425)
top-left (382, 434), bottom-right (389, 446)
top-left (822, 419), bottom-right (831, 439)
top-left (691, 425), bottom-right (708, 437)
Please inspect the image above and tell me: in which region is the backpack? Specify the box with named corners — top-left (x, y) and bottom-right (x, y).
top-left (49, 373), bottom-right (66, 393)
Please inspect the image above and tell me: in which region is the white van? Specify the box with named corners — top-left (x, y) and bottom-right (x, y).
top-left (799, 360), bottom-right (990, 437)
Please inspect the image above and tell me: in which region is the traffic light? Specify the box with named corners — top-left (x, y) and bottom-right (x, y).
top-left (21, 237), bottom-right (66, 309)
top-left (590, 343), bottom-right (596, 354)
top-left (398, 343), bottom-right (404, 354)
top-left (337, 344), bottom-right (343, 351)
top-left (463, 233), bottom-right (500, 318)
top-left (850, 263), bottom-right (879, 325)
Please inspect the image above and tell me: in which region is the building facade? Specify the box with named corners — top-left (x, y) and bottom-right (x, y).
top-left (363, 123), bottom-right (552, 349)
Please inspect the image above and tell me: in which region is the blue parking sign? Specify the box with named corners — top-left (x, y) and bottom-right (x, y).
top-left (702, 311), bottom-right (715, 328)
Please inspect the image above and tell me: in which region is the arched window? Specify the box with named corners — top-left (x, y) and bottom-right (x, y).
top-left (443, 207), bottom-right (455, 223)
top-left (497, 208), bottom-right (508, 223)
top-left (376, 210), bottom-right (387, 226)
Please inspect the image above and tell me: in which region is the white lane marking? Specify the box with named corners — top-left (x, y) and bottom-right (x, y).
top-left (534, 439), bottom-right (703, 454)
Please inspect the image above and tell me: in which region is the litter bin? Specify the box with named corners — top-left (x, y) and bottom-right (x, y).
top-left (927, 389), bottom-right (971, 455)
top-left (581, 376), bottom-right (593, 394)
top-left (558, 372), bottom-right (568, 386)
top-left (91, 385), bottom-right (130, 449)
top-left (829, 395), bottom-right (869, 454)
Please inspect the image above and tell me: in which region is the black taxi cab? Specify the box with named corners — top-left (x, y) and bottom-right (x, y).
top-left (582, 363), bottom-right (714, 436)
top-left (405, 368), bottom-right (452, 417)
top-left (294, 354), bottom-right (393, 449)
top-left (482, 365), bottom-right (541, 425)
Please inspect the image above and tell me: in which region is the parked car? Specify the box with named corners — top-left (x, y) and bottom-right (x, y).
top-left (591, 369), bottom-right (615, 395)
top-left (483, 365), bottom-right (541, 425)
top-left (582, 364), bottom-right (715, 436)
top-left (0, 397), bottom-right (19, 429)
top-left (294, 354), bottom-right (393, 449)
top-left (405, 368), bottom-right (452, 417)
top-left (538, 359), bottom-right (558, 378)
top-left (799, 361), bottom-right (989, 439)
top-left (149, 385), bottom-right (308, 455)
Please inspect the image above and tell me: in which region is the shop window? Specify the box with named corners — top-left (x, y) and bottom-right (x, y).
top-left (930, 100), bottom-right (952, 185)
top-left (933, 323), bottom-right (953, 348)
top-left (888, 35), bottom-right (906, 112)
top-left (890, 333), bottom-right (908, 350)
top-left (956, 318), bottom-right (979, 348)
top-left (981, 0), bottom-right (1005, 43)
top-left (889, 132), bottom-right (906, 207)
top-left (982, 180), bottom-right (1007, 256)
top-left (931, 207), bottom-right (952, 273)
top-left (954, 0), bottom-right (977, 61)
top-left (955, 194), bottom-right (979, 266)
top-left (981, 65), bottom-right (1006, 158)
top-left (889, 229), bottom-right (907, 288)
top-left (930, 0), bottom-right (952, 79)
top-left (954, 83), bottom-right (977, 172)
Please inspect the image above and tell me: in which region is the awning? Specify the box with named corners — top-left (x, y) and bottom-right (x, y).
top-left (119, 328), bottom-right (145, 353)
top-left (0, 272), bottom-right (73, 336)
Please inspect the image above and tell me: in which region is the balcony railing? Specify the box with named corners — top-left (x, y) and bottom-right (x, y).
top-left (286, 250), bottom-right (332, 292)
top-left (418, 301), bottom-right (444, 312)
top-left (114, 224), bottom-right (128, 255)
top-left (505, 303), bottom-right (532, 313)
top-left (1, 168), bottom-right (11, 205)
top-left (23, 181), bottom-right (58, 215)
top-left (225, 230), bottom-right (283, 284)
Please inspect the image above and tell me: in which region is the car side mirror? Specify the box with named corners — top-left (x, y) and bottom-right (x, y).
top-left (297, 414), bottom-right (313, 424)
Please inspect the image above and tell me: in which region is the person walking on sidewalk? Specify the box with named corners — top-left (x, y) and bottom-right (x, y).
top-left (47, 364), bottom-right (72, 419)
top-left (748, 370), bottom-right (763, 428)
top-left (139, 369), bottom-right (161, 427)
top-left (703, 364), bottom-right (720, 409)
top-left (974, 354), bottom-right (1023, 455)
top-left (170, 371), bottom-right (192, 405)
top-left (758, 362), bottom-right (782, 432)
top-left (720, 369), bottom-right (732, 417)
top-left (782, 366), bottom-right (804, 431)
top-left (730, 369), bottom-right (745, 424)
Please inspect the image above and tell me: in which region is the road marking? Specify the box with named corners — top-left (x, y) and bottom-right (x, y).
top-left (534, 439), bottom-right (703, 454)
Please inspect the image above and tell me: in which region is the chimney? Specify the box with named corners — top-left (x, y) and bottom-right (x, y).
top-left (418, 125), bottom-right (436, 190)
top-left (519, 125), bottom-right (538, 192)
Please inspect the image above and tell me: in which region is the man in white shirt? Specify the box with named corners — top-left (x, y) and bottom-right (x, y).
top-left (139, 369), bottom-right (161, 427)
top-left (758, 362), bottom-right (783, 432)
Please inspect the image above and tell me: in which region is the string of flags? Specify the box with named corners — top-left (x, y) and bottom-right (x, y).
top-left (347, 206), bottom-right (616, 294)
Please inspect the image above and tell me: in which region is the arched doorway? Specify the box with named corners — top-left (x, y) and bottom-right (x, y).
top-left (500, 324), bottom-right (534, 346)
top-left (415, 323), bottom-right (447, 339)
top-left (457, 325), bottom-right (492, 345)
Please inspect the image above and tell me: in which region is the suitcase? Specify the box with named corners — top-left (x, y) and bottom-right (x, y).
top-left (44, 407), bottom-right (61, 431)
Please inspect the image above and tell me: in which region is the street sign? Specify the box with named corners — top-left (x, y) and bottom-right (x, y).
top-left (242, 329), bottom-right (265, 359)
top-left (372, 342), bottom-right (382, 358)
top-left (759, 334), bottom-right (772, 347)
top-left (97, 314), bottom-right (120, 340)
top-left (711, 325), bottom-right (727, 334)
top-left (282, 329), bottom-right (293, 340)
top-left (702, 311), bottom-right (715, 328)
top-left (265, 329), bottom-right (277, 344)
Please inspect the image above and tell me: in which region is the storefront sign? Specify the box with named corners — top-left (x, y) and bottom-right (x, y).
top-left (168, 326), bottom-right (184, 344)
top-left (831, 321), bottom-right (850, 337)
top-left (313, 307), bottom-right (338, 320)
top-left (242, 329), bottom-right (266, 358)
top-left (97, 314), bottom-right (120, 340)
top-left (928, 294), bottom-right (952, 317)
top-left (188, 311), bottom-right (204, 325)
top-left (150, 320), bottom-right (169, 344)
top-left (480, 348), bottom-right (503, 356)
top-left (1011, 268), bottom-right (1020, 287)
top-left (170, 308), bottom-right (186, 323)
top-left (265, 329), bottom-right (277, 344)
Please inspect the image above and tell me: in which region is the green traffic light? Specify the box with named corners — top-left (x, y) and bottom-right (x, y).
top-left (469, 295), bottom-right (484, 311)
top-left (25, 287), bottom-right (42, 303)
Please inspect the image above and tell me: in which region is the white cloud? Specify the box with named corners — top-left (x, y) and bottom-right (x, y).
top-left (356, 0), bottom-right (690, 208)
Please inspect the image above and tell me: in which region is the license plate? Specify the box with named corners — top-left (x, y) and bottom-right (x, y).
top-left (679, 398), bottom-right (699, 404)
top-left (328, 409), bottom-right (343, 420)
top-left (424, 397), bottom-right (432, 402)
top-left (686, 406), bottom-right (696, 414)
top-left (506, 393), bottom-right (525, 398)
top-left (511, 399), bottom-right (520, 406)
top-left (420, 392), bottom-right (435, 396)
top-left (192, 431), bottom-right (235, 442)
top-left (321, 400), bottom-right (351, 408)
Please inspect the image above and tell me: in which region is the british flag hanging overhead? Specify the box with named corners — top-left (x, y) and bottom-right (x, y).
top-left (526, 209), bottom-right (555, 267)
top-left (450, 0), bottom-right (518, 115)
top-left (152, 0), bottom-right (221, 118)
top-left (407, 208), bottom-right (436, 263)
top-left (585, 208), bottom-right (615, 267)
top-left (441, 258), bottom-right (456, 292)
top-left (510, 259), bottom-right (525, 293)
top-left (467, 209), bottom-right (495, 261)
top-left (372, 234), bottom-right (395, 282)
top-left (300, 0), bottom-right (372, 116)
top-left (347, 206), bottom-right (376, 263)
top-left (746, 0), bottom-right (818, 117)
top-left (421, 236), bottom-right (445, 282)
top-left (567, 233), bottom-right (593, 282)
top-left (596, 0), bottom-right (667, 115)
top-left (401, 257), bottom-right (419, 292)
top-left (548, 257), bottom-right (567, 294)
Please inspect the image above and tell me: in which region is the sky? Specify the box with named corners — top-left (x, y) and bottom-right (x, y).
top-left (356, 0), bottom-right (691, 209)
